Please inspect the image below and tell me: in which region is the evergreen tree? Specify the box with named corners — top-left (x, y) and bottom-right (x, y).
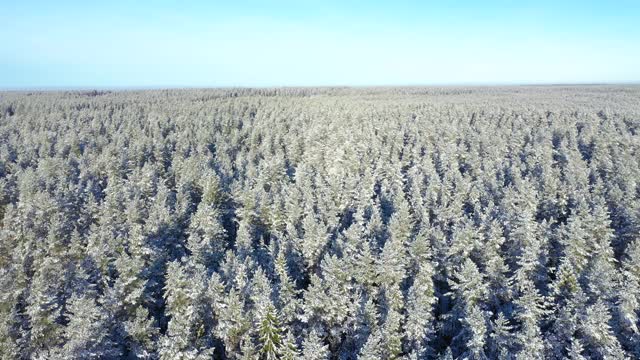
top-left (358, 330), bottom-right (383, 360)
top-left (404, 260), bottom-right (436, 354)
top-left (186, 204), bottom-right (227, 268)
top-left (565, 338), bottom-right (587, 360)
top-left (215, 285), bottom-right (251, 357)
top-left (448, 258), bottom-right (490, 358)
top-left (581, 300), bottom-right (626, 359)
top-left (618, 239), bottom-right (640, 356)
top-left (258, 304), bottom-right (291, 360)
top-left (489, 312), bottom-right (514, 359)
top-left (124, 306), bottom-right (160, 359)
top-left (159, 261), bottom-right (214, 359)
top-left (300, 329), bottom-right (329, 360)
top-left (275, 253), bottom-right (301, 325)
top-left (513, 279), bottom-right (548, 359)
top-left (60, 294), bottom-right (120, 359)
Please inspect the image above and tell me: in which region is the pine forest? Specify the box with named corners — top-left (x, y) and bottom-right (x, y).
top-left (0, 86), bottom-right (639, 359)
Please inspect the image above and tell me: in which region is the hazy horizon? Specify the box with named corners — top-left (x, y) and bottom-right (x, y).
top-left (3, 82), bottom-right (640, 92)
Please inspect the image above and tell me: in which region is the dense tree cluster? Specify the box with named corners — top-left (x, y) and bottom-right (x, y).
top-left (0, 86), bottom-right (639, 359)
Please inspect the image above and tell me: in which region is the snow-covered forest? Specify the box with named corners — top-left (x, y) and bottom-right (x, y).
top-left (1, 86), bottom-right (639, 359)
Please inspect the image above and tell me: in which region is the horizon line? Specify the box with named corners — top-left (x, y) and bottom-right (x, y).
top-left (2, 81), bottom-right (640, 92)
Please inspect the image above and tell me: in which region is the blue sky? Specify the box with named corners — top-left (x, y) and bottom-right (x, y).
top-left (1, 0), bottom-right (639, 88)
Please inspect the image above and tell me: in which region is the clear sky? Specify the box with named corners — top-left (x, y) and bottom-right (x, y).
top-left (1, 0), bottom-right (639, 88)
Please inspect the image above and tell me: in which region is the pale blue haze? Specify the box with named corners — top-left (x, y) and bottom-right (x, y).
top-left (1, 0), bottom-right (639, 88)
